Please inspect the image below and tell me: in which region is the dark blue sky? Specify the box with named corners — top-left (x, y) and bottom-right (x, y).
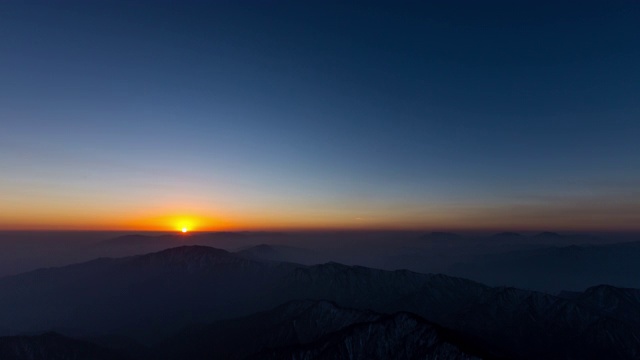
top-left (1, 1), bottom-right (639, 231)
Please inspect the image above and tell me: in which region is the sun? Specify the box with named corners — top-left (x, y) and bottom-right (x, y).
top-left (181, 227), bottom-right (188, 233)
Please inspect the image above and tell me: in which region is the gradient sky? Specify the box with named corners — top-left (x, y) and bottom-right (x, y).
top-left (1, 1), bottom-right (639, 231)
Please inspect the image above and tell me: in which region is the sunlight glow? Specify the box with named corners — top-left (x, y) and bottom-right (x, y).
top-left (120, 213), bottom-right (229, 232)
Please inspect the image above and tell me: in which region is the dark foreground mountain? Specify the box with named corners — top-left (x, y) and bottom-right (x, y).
top-left (0, 332), bottom-right (121, 360)
top-left (0, 246), bottom-right (638, 359)
top-left (0, 302), bottom-right (481, 360)
top-left (157, 300), bottom-right (481, 360)
top-left (253, 311), bottom-right (480, 360)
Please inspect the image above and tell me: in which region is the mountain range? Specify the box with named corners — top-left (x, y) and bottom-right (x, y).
top-left (0, 245), bottom-right (638, 359)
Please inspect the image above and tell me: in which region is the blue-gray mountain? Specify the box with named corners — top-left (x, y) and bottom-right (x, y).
top-left (451, 240), bottom-right (640, 292)
top-left (0, 246), bottom-right (638, 359)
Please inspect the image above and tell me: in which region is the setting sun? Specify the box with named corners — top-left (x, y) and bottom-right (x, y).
top-left (181, 227), bottom-right (188, 233)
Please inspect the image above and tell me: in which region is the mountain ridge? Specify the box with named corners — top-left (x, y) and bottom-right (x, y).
top-left (0, 245), bottom-right (638, 359)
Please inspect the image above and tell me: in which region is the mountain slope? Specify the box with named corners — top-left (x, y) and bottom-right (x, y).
top-left (254, 312), bottom-right (481, 360)
top-left (0, 333), bottom-right (122, 360)
top-left (157, 300), bottom-right (381, 359)
top-left (0, 246), bottom-right (299, 342)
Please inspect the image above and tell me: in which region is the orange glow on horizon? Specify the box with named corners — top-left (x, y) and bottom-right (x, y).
top-left (2, 202), bottom-right (640, 232)
top-left (122, 213), bottom-right (230, 232)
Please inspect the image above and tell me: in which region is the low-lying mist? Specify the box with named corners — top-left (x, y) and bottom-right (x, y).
top-left (2, 230), bottom-right (639, 293)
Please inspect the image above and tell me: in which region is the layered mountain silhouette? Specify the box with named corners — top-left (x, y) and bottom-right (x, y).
top-left (95, 232), bottom-right (290, 258)
top-left (0, 245), bottom-right (638, 359)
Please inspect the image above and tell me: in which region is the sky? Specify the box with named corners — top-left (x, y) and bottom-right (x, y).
top-left (1, 0), bottom-right (639, 232)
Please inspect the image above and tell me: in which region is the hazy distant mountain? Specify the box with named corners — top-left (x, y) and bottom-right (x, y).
top-left (0, 230), bottom-right (613, 280)
top-left (0, 245), bottom-right (639, 359)
top-left (530, 231), bottom-right (603, 246)
top-left (95, 232), bottom-right (290, 258)
top-left (373, 231), bottom-right (611, 277)
top-left (376, 232), bottom-right (548, 274)
top-left (450, 241), bottom-right (640, 292)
